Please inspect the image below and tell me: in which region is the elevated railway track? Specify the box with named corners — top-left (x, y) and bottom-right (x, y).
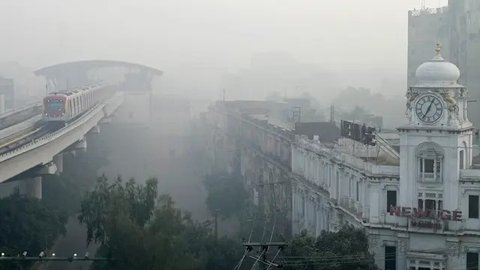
top-left (0, 92), bottom-right (123, 185)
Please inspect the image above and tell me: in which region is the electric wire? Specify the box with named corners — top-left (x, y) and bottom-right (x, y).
top-left (265, 248), bottom-right (282, 270)
top-left (232, 250), bottom-right (248, 270)
top-left (260, 218), bottom-right (267, 242)
top-left (268, 216), bottom-right (276, 243)
top-left (248, 249), bottom-right (266, 270)
top-left (233, 211), bottom-right (258, 270)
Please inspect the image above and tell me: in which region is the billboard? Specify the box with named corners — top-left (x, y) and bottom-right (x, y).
top-left (341, 120), bottom-right (376, 146)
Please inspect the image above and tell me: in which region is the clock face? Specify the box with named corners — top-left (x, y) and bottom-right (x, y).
top-left (415, 95), bottom-right (444, 123)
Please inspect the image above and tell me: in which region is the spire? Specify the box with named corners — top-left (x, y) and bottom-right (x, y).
top-left (433, 43), bottom-right (444, 61)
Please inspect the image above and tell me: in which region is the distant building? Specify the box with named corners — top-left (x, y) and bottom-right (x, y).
top-left (0, 77), bottom-right (14, 111)
top-left (408, 0), bottom-right (480, 127)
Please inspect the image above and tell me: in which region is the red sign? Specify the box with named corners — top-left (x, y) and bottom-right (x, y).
top-left (389, 206), bottom-right (462, 221)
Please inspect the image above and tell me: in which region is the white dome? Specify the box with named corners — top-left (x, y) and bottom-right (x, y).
top-left (414, 46), bottom-right (462, 88)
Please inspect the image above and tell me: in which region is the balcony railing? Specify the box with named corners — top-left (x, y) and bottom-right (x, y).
top-left (460, 169), bottom-right (480, 181)
top-left (418, 173), bottom-right (442, 183)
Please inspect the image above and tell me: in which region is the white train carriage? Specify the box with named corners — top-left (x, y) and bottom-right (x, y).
top-left (43, 85), bottom-right (111, 123)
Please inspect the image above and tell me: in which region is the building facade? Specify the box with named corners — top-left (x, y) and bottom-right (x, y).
top-left (205, 48), bottom-right (480, 270)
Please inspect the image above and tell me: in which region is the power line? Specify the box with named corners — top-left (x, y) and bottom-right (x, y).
top-left (248, 249), bottom-right (266, 270)
top-left (0, 256), bottom-right (111, 262)
top-left (244, 242), bottom-right (287, 270)
top-left (265, 248), bottom-right (282, 270)
top-left (233, 211), bottom-right (259, 270)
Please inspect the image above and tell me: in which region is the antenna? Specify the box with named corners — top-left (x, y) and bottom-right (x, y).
top-left (330, 105), bottom-right (335, 124)
top-left (421, 0), bottom-right (426, 9)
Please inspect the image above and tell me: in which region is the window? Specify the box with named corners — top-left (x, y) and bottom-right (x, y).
top-left (421, 159), bottom-right (434, 173)
top-left (419, 158), bottom-right (441, 181)
top-left (417, 143), bottom-right (444, 183)
top-left (387, 190), bottom-right (397, 212)
top-left (469, 195), bottom-right (479, 219)
top-left (418, 192), bottom-right (443, 211)
top-left (356, 181), bottom-right (360, 201)
top-left (301, 194), bottom-right (305, 217)
top-left (385, 246), bottom-right (396, 270)
top-left (467, 252), bottom-right (479, 270)
top-left (460, 150), bottom-right (465, 169)
top-left (349, 177), bottom-right (352, 198)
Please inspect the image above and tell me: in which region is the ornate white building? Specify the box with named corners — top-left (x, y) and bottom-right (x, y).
top-left (291, 46), bottom-right (480, 270)
top-left (204, 45), bottom-right (480, 270)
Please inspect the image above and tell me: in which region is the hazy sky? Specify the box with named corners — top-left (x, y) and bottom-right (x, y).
top-left (0, 0), bottom-right (448, 97)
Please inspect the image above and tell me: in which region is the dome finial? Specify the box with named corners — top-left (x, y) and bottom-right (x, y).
top-left (432, 43), bottom-right (444, 61)
top-left (435, 43), bottom-right (442, 55)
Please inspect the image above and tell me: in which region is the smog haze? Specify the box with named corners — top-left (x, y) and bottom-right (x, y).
top-left (0, 0), bottom-right (447, 100)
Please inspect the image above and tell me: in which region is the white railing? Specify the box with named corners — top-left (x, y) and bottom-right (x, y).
top-left (0, 94), bottom-right (122, 163)
top-left (409, 7), bottom-right (448, 17)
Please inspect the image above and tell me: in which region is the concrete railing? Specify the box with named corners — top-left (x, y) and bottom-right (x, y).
top-left (0, 115), bottom-right (41, 140)
top-left (374, 132), bottom-right (400, 160)
top-left (296, 136), bottom-right (399, 177)
top-left (0, 93), bottom-right (123, 163)
top-left (0, 102), bottom-right (42, 119)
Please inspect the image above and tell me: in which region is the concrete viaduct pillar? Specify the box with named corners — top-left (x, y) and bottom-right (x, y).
top-left (74, 137), bottom-right (87, 153)
top-left (25, 176), bottom-right (42, 199)
top-left (53, 153), bottom-right (63, 174)
top-left (0, 162), bottom-right (58, 199)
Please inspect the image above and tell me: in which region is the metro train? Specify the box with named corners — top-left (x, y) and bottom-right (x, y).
top-left (43, 84), bottom-right (112, 125)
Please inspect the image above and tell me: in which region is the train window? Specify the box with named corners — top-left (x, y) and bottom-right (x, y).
top-left (46, 99), bottom-right (64, 112)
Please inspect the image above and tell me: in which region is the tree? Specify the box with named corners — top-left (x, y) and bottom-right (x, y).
top-left (203, 173), bottom-right (248, 219)
top-left (43, 134), bottom-right (110, 215)
top-left (0, 193), bottom-right (67, 270)
top-left (79, 176), bottom-right (242, 270)
top-left (283, 226), bottom-right (379, 270)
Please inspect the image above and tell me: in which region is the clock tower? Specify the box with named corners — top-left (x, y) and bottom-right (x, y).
top-left (399, 44), bottom-right (474, 213)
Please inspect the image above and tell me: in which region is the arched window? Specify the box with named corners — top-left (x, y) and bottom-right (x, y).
top-left (416, 142), bottom-right (444, 182)
top-left (460, 141), bottom-right (468, 170)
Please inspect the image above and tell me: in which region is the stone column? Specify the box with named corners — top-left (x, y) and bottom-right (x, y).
top-left (53, 153), bottom-right (64, 174)
top-left (25, 176), bottom-right (42, 199)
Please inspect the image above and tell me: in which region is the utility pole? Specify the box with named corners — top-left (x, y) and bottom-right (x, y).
top-left (242, 242), bottom-right (287, 270)
top-left (214, 209), bottom-right (219, 241)
top-left (330, 105), bottom-right (335, 124)
top-left (261, 246), bottom-right (268, 270)
top-left (292, 106), bottom-right (301, 129)
top-left (149, 91), bottom-right (153, 123)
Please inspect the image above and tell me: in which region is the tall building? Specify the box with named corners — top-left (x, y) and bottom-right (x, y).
top-left (205, 46), bottom-right (480, 270)
top-left (0, 77), bottom-right (14, 111)
top-left (408, 0), bottom-right (480, 127)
